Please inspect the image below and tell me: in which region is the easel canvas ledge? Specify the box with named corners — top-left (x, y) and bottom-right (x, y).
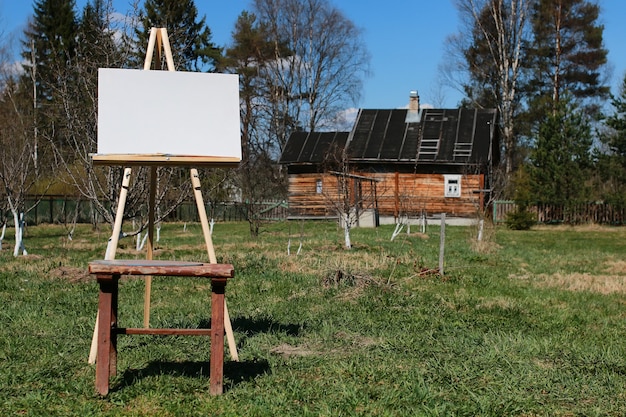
top-left (91, 153), bottom-right (240, 167)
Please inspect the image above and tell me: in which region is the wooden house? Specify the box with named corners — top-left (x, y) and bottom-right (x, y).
top-left (279, 94), bottom-right (499, 220)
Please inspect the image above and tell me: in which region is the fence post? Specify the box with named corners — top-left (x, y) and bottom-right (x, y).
top-left (439, 213), bottom-right (446, 276)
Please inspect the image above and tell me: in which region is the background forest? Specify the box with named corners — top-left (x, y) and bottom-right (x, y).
top-left (1, 0), bottom-right (626, 246)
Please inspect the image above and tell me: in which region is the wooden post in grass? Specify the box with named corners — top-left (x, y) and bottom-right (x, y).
top-left (439, 213), bottom-right (446, 275)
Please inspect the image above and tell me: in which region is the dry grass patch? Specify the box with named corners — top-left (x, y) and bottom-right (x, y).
top-left (532, 224), bottom-right (624, 232)
top-left (475, 296), bottom-right (517, 311)
top-left (526, 272), bottom-right (626, 295)
top-left (471, 239), bottom-right (501, 254)
top-left (605, 260), bottom-right (626, 275)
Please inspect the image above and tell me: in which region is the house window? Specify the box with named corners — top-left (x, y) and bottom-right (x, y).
top-left (316, 179), bottom-right (323, 194)
top-left (444, 175), bottom-right (461, 197)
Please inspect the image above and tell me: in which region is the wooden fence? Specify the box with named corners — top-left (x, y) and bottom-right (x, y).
top-left (493, 201), bottom-right (626, 225)
top-left (7, 198), bottom-right (289, 226)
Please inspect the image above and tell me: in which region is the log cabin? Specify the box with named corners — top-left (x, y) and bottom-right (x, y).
top-left (279, 92), bottom-right (499, 221)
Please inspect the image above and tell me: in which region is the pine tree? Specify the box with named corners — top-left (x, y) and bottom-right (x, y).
top-left (222, 11), bottom-right (283, 237)
top-left (223, 11), bottom-right (275, 165)
top-left (133, 0), bottom-right (221, 71)
top-left (523, 0), bottom-right (609, 116)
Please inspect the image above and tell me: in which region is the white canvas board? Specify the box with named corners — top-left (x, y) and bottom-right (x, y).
top-left (97, 68), bottom-right (241, 160)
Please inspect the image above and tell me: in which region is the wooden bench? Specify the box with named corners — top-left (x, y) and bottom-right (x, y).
top-left (89, 259), bottom-right (235, 396)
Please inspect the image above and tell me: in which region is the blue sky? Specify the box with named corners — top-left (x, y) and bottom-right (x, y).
top-left (1, 0), bottom-right (625, 110)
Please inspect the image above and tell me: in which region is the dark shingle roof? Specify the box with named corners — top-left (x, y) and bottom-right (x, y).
top-left (279, 108), bottom-right (498, 166)
top-left (279, 131), bottom-right (349, 164)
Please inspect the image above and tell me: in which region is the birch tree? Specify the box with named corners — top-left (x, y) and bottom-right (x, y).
top-left (0, 75), bottom-right (45, 256)
top-left (447, 0), bottom-right (530, 176)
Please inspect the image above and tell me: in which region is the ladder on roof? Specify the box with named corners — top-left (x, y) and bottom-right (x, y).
top-left (417, 137), bottom-right (440, 160)
top-left (453, 109), bottom-right (475, 162)
top-left (417, 110), bottom-right (445, 161)
top-left (453, 142), bottom-right (473, 161)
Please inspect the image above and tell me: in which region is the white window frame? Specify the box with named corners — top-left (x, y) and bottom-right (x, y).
top-left (316, 179), bottom-right (323, 194)
top-left (444, 175), bottom-right (461, 198)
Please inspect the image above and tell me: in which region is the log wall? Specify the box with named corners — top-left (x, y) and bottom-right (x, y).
top-left (287, 172), bottom-right (484, 218)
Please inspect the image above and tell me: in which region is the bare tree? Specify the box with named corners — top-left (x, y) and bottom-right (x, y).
top-left (48, 1), bottom-right (193, 238)
top-left (253, 0), bottom-right (370, 151)
top-left (321, 146), bottom-right (380, 249)
top-left (0, 43), bottom-right (49, 255)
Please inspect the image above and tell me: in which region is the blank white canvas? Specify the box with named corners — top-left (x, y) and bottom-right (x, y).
top-left (97, 68), bottom-right (241, 160)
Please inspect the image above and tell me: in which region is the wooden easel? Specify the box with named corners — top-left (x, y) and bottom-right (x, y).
top-left (88, 27), bottom-right (239, 364)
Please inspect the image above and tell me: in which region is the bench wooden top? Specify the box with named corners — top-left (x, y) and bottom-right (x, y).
top-left (89, 259), bottom-right (234, 278)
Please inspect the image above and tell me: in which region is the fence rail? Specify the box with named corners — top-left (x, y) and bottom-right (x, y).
top-left (493, 201), bottom-right (626, 225)
top-left (10, 198), bottom-right (626, 226)
top-left (4, 198), bottom-right (289, 226)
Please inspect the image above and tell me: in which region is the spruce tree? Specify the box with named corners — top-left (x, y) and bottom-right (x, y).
top-left (22, 0), bottom-right (78, 103)
top-left (21, 0), bottom-right (79, 169)
top-left (604, 73), bottom-right (626, 163)
top-left (597, 73), bottom-right (626, 204)
top-left (133, 0), bottom-right (221, 71)
top-left (528, 96), bottom-right (592, 203)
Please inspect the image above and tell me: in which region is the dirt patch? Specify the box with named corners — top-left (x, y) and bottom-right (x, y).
top-left (270, 343), bottom-right (316, 357)
top-left (50, 266), bottom-right (92, 283)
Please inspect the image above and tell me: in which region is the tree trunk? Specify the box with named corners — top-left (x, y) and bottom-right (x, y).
top-left (12, 211), bottom-right (27, 257)
top-left (0, 222), bottom-right (6, 251)
top-left (343, 213), bottom-right (352, 249)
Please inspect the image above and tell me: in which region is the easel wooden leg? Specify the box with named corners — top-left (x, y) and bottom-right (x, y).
top-left (89, 167), bottom-right (132, 364)
top-left (191, 169), bottom-right (239, 361)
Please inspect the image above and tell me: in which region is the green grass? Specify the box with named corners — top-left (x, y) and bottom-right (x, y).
top-left (1, 221), bottom-right (626, 415)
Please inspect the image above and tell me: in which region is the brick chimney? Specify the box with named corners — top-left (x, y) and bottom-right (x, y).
top-left (409, 90), bottom-right (420, 112)
top-left (406, 90), bottom-right (420, 123)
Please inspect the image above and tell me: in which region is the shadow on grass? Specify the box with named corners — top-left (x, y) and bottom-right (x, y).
top-left (110, 316), bottom-right (299, 394)
top-left (115, 358), bottom-right (270, 393)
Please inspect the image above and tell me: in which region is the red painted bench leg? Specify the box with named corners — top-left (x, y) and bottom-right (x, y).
top-left (210, 278), bottom-right (227, 395)
top-left (95, 274), bottom-right (119, 396)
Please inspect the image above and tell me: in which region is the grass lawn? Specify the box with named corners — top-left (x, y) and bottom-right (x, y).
top-left (1, 221), bottom-right (626, 416)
